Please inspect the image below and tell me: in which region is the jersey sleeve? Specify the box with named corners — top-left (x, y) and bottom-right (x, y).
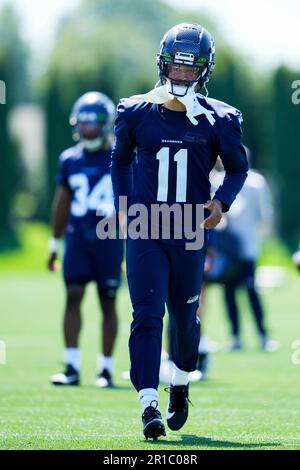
top-left (110, 100), bottom-right (137, 211)
top-left (213, 110), bottom-right (249, 211)
top-left (56, 153), bottom-right (71, 190)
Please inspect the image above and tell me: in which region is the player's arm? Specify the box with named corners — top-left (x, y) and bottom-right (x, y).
top-left (203, 111), bottom-right (248, 229)
top-left (48, 151), bottom-right (72, 271)
top-left (110, 101), bottom-right (136, 236)
top-left (51, 185), bottom-right (72, 238)
top-left (48, 185), bottom-right (71, 271)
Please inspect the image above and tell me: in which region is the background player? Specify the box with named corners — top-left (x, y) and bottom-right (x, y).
top-left (48, 92), bottom-right (124, 388)
top-left (189, 156), bottom-right (277, 382)
top-left (208, 158), bottom-right (277, 352)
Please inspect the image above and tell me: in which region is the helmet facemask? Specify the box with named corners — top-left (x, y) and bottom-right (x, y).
top-left (163, 62), bottom-right (207, 97)
top-left (70, 110), bottom-right (111, 152)
top-left (158, 53), bottom-right (212, 97)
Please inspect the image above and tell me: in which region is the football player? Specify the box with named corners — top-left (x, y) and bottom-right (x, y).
top-left (111, 23), bottom-right (248, 439)
top-left (48, 92), bottom-right (124, 388)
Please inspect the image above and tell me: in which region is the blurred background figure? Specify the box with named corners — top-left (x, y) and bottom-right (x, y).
top-left (189, 279), bottom-right (219, 382)
top-left (208, 152), bottom-right (278, 352)
top-left (187, 231), bottom-right (236, 383)
top-left (188, 151), bottom-right (279, 382)
top-left (48, 92), bottom-right (124, 388)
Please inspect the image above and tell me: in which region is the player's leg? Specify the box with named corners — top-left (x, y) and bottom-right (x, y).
top-left (126, 237), bottom-right (169, 439)
top-left (50, 283), bottom-right (85, 386)
top-left (64, 283), bottom-right (85, 348)
top-left (92, 237), bottom-right (124, 387)
top-left (167, 246), bottom-right (205, 372)
top-left (243, 260), bottom-right (277, 351)
top-left (166, 245), bottom-right (206, 431)
top-left (50, 235), bottom-right (91, 386)
top-left (224, 281), bottom-right (242, 350)
top-left (195, 284), bottom-right (212, 381)
top-left (243, 260), bottom-right (266, 333)
top-left (158, 320), bottom-right (173, 386)
top-left (96, 293), bottom-right (118, 387)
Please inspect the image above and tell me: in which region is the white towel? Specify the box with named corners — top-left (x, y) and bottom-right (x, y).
top-left (128, 84), bottom-right (215, 126)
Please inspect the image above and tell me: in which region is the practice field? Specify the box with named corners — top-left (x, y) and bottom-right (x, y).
top-left (0, 271), bottom-right (300, 450)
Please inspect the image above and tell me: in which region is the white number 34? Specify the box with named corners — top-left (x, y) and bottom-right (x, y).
top-left (69, 173), bottom-right (115, 218)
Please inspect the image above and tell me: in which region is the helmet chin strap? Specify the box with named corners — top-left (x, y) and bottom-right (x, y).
top-left (81, 137), bottom-right (103, 152)
top-left (165, 79), bottom-right (197, 98)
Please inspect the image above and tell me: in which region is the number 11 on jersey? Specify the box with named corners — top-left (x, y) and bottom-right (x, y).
top-left (156, 147), bottom-right (188, 202)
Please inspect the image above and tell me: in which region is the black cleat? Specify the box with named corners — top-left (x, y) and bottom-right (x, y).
top-left (96, 368), bottom-right (114, 388)
top-left (50, 364), bottom-right (80, 386)
top-left (142, 401), bottom-right (166, 441)
top-left (166, 384), bottom-right (190, 431)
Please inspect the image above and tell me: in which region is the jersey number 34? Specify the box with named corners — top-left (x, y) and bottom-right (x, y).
top-left (69, 173), bottom-right (114, 218)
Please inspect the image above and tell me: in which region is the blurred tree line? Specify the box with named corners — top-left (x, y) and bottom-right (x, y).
top-left (0, 5), bottom-right (30, 249)
top-left (1, 0), bottom-right (300, 248)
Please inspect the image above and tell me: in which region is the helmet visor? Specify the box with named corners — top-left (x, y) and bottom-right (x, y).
top-left (166, 63), bottom-right (201, 86)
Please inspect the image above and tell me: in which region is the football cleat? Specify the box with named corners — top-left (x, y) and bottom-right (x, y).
top-left (228, 335), bottom-right (243, 351)
top-left (142, 401), bottom-right (166, 441)
top-left (96, 368), bottom-right (114, 388)
top-left (50, 364), bottom-right (79, 386)
top-left (261, 337), bottom-right (279, 353)
top-left (166, 384), bottom-right (190, 431)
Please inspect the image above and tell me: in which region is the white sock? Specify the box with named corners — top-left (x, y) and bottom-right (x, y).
top-left (139, 388), bottom-right (159, 412)
top-left (98, 354), bottom-right (113, 373)
top-left (198, 336), bottom-right (210, 354)
top-left (64, 348), bottom-right (80, 371)
top-left (171, 363), bottom-right (189, 386)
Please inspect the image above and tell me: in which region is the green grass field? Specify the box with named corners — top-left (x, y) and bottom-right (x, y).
top-left (1, 265), bottom-right (300, 450)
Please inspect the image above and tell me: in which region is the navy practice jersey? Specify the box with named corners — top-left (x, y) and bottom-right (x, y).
top-left (110, 95), bottom-right (249, 243)
top-left (57, 144), bottom-right (115, 241)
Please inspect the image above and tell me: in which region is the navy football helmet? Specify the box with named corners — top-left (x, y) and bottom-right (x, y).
top-left (157, 23), bottom-right (215, 96)
top-left (69, 92), bottom-right (115, 151)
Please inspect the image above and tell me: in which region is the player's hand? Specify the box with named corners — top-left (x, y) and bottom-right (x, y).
top-left (204, 256), bottom-right (213, 272)
top-left (48, 252), bottom-right (58, 272)
top-left (201, 199), bottom-right (223, 229)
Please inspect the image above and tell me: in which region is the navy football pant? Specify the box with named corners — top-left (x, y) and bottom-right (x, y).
top-left (224, 259), bottom-right (267, 337)
top-left (126, 237), bottom-right (206, 392)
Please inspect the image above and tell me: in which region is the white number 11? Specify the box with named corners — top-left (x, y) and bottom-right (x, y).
top-left (156, 147), bottom-right (188, 202)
